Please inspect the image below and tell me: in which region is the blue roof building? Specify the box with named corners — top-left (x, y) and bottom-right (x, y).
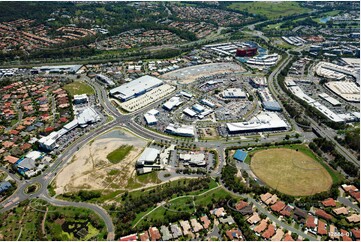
top-left (0, 181), bottom-right (12, 193)
top-left (233, 150), bottom-right (248, 162)
top-left (262, 101), bottom-right (282, 111)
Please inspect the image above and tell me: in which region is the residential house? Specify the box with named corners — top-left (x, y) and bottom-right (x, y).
top-left (262, 224), bottom-right (275, 239)
top-left (271, 201), bottom-right (286, 213)
top-left (332, 207), bottom-right (349, 216)
top-left (190, 218), bottom-right (203, 233)
top-left (283, 233), bottom-right (294, 241)
top-left (211, 207), bottom-right (226, 217)
top-left (315, 209), bottom-right (333, 221)
top-left (322, 198), bottom-right (336, 207)
top-left (170, 224), bottom-right (182, 239)
top-left (329, 224), bottom-right (339, 240)
top-left (340, 229), bottom-right (352, 241)
top-left (200, 215), bottom-right (211, 229)
top-left (138, 231), bottom-right (149, 241)
top-left (119, 234), bottom-right (137, 241)
top-left (179, 220), bottom-right (192, 236)
top-left (226, 228), bottom-right (243, 241)
top-left (254, 219), bottom-right (268, 234)
top-left (271, 228), bottom-right (284, 241)
top-left (160, 225), bottom-right (173, 241)
top-left (346, 214), bottom-right (360, 223)
top-left (247, 213), bottom-right (261, 224)
top-left (317, 220), bottom-right (327, 236)
top-left (148, 227), bottom-right (161, 241)
top-left (219, 216), bottom-right (235, 225)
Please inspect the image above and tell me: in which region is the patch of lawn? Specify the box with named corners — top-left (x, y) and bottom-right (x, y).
top-left (227, 2), bottom-right (310, 20)
top-left (137, 172), bottom-right (161, 184)
top-left (106, 145), bottom-right (133, 164)
top-left (63, 81), bottom-right (95, 97)
top-left (108, 169), bottom-right (120, 176)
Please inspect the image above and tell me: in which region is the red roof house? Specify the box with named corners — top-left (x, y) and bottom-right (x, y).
top-left (315, 209), bottom-right (333, 221)
top-left (322, 198), bottom-right (336, 207)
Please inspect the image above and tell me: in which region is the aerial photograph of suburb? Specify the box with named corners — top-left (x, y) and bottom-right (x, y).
top-left (0, 1), bottom-right (359, 241)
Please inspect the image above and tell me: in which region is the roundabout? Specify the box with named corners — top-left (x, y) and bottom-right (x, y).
top-left (250, 147), bottom-right (333, 196)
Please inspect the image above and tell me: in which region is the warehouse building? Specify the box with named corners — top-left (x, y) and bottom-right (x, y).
top-left (325, 81), bottom-right (360, 102)
top-left (73, 94), bottom-right (89, 105)
top-left (39, 108), bottom-right (100, 150)
top-left (318, 93), bottom-right (341, 106)
top-left (192, 104), bottom-right (205, 113)
top-left (165, 123), bottom-right (194, 137)
top-left (183, 108), bottom-right (197, 117)
top-left (96, 74), bottom-right (115, 86)
top-left (109, 75), bottom-right (163, 101)
top-left (144, 113), bottom-right (158, 125)
top-left (222, 88), bottom-right (246, 98)
top-left (34, 65), bottom-right (83, 74)
top-left (136, 147), bottom-right (160, 167)
top-left (201, 99), bottom-right (215, 108)
top-left (257, 88), bottom-right (282, 111)
top-left (163, 97), bottom-right (183, 111)
top-left (180, 153), bottom-right (206, 166)
top-left (180, 91), bottom-right (193, 99)
top-left (227, 112), bottom-right (288, 134)
top-left (249, 77), bottom-right (267, 88)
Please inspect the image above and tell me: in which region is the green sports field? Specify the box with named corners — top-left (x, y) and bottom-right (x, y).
top-left (63, 81), bottom-right (95, 96)
top-left (250, 148), bottom-right (333, 196)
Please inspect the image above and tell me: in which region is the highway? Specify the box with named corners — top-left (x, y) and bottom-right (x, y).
top-left (267, 51), bottom-right (359, 167)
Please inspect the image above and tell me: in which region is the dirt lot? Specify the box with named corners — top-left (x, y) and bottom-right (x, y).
top-left (250, 148), bottom-right (332, 196)
top-left (199, 127), bottom-right (218, 139)
top-left (54, 129), bottom-right (148, 194)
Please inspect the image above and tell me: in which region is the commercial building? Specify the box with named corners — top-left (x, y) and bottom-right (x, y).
top-left (318, 93), bottom-right (341, 106)
top-left (34, 65), bottom-right (83, 74)
top-left (73, 94), bottom-right (89, 105)
top-left (77, 107), bottom-right (101, 127)
top-left (246, 54), bottom-right (279, 66)
top-left (192, 104), bottom-right (205, 113)
top-left (236, 47), bottom-right (258, 57)
top-left (163, 97), bottom-right (183, 111)
top-left (109, 75), bottom-right (163, 101)
top-left (120, 84), bottom-right (176, 112)
top-left (315, 62), bottom-right (359, 81)
top-left (180, 91), bottom-right (193, 99)
top-left (144, 113), bottom-right (158, 125)
top-left (257, 88), bottom-right (282, 111)
top-left (0, 181), bottom-right (12, 193)
top-left (96, 74), bottom-right (115, 86)
top-left (227, 112), bottom-right (288, 134)
top-left (136, 147), bottom-right (160, 167)
top-left (39, 108), bottom-right (100, 150)
top-left (165, 123), bottom-right (194, 137)
top-left (201, 99), bottom-right (215, 108)
top-left (179, 153), bottom-right (206, 166)
top-left (222, 88), bottom-right (246, 98)
top-left (325, 81), bottom-right (360, 102)
top-left (281, 36), bottom-right (306, 46)
top-left (183, 108), bottom-right (197, 117)
top-left (144, 109), bottom-right (159, 125)
top-left (262, 101), bottom-right (282, 111)
top-left (249, 77), bottom-right (267, 88)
